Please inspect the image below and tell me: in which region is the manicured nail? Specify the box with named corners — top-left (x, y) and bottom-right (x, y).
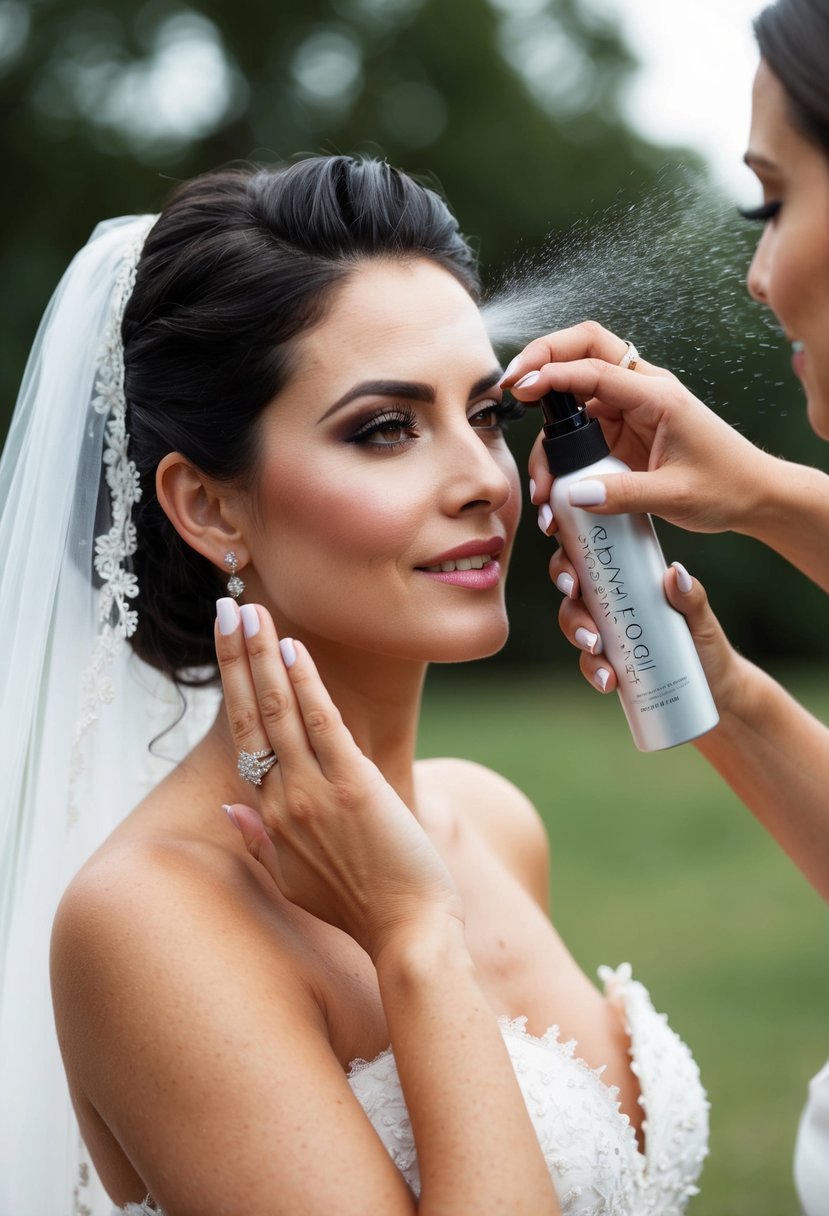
top-left (556, 572), bottom-right (575, 597)
top-left (501, 356), bottom-right (521, 382)
top-left (223, 804), bottom-right (240, 828)
top-left (575, 627), bottom-right (602, 654)
top-left (672, 561), bottom-right (693, 593)
top-left (537, 503), bottom-right (554, 533)
top-left (279, 637), bottom-right (297, 667)
top-left (569, 479), bottom-right (607, 507)
top-left (514, 370), bottom-right (540, 389)
top-left (240, 603), bottom-right (260, 637)
top-left (595, 667), bottom-right (611, 692)
top-left (216, 597), bottom-right (240, 636)
top-left (529, 477), bottom-right (537, 503)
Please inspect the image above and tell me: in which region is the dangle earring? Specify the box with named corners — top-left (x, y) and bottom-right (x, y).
top-left (224, 551), bottom-right (245, 599)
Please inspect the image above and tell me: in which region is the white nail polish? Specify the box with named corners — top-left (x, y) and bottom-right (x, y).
top-left (595, 668), bottom-right (611, 692)
top-left (529, 477), bottom-right (537, 502)
top-left (556, 572), bottom-right (575, 597)
top-left (514, 370), bottom-right (540, 389)
top-left (502, 356), bottom-right (520, 380)
top-left (568, 479), bottom-right (607, 507)
top-left (672, 561), bottom-right (693, 593)
top-left (279, 637), bottom-right (297, 667)
top-left (240, 604), bottom-right (260, 637)
top-left (537, 503), bottom-right (554, 533)
top-left (216, 597), bottom-right (240, 636)
top-left (575, 626), bottom-right (601, 653)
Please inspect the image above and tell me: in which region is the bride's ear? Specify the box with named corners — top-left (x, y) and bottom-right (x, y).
top-left (155, 452), bottom-right (249, 570)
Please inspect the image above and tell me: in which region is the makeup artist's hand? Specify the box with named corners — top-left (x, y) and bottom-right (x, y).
top-left (501, 320), bottom-right (775, 537)
top-left (215, 599), bottom-right (462, 964)
top-left (551, 552), bottom-right (749, 718)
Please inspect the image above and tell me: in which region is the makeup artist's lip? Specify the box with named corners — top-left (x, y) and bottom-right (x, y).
top-left (792, 339), bottom-right (806, 378)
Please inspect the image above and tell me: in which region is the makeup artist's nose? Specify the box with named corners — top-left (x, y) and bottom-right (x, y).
top-left (746, 228), bottom-right (771, 305)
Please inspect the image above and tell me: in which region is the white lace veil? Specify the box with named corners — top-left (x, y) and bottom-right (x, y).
top-left (0, 216), bottom-right (220, 1215)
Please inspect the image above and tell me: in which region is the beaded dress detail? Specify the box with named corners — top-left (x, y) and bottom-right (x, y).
top-left (114, 965), bottom-right (708, 1216)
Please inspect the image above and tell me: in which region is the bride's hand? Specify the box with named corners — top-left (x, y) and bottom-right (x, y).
top-left (215, 599), bottom-right (462, 963)
top-left (502, 320), bottom-right (772, 537)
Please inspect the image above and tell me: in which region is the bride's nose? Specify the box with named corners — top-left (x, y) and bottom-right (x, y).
top-left (437, 424), bottom-right (514, 516)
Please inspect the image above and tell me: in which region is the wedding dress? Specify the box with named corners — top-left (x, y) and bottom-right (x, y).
top-left (114, 964), bottom-right (708, 1216)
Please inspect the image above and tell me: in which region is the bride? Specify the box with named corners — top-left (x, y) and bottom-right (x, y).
top-left (0, 156), bottom-right (707, 1215)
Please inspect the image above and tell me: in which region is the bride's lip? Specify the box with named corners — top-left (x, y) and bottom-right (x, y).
top-left (417, 537), bottom-right (504, 568)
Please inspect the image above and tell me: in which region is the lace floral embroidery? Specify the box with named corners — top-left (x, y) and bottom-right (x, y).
top-left (68, 223), bottom-right (152, 826)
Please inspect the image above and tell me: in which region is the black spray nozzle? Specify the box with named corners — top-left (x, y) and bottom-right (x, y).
top-left (539, 389), bottom-right (610, 476)
top-left (540, 390), bottom-right (589, 437)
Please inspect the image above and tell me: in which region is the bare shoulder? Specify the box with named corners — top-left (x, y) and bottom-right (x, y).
top-left (416, 757), bottom-right (550, 910)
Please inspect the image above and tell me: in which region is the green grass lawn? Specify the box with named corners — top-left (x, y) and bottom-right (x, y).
top-left (417, 663), bottom-right (828, 1216)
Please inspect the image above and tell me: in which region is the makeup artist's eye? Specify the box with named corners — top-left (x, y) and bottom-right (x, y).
top-left (738, 200), bottom-right (782, 224)
top-left (346, 407), bottom-right (419, 448)
top-left (469, 398), bottom-right (526, 431)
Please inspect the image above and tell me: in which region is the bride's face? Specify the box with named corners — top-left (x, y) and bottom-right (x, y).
top-left (241, 258), bottom-right (521, 664)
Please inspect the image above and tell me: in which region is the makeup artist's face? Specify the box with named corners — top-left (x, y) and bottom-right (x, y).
top-left (243, 258), bottom-right (521, 664)
top-left (745, 59), bottom-right (829, 438)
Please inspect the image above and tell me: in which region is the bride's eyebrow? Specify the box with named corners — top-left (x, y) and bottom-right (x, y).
top-left (319, 380), bottom-right (434, 423)
top-left (318, 367), bottom-right (503, 423)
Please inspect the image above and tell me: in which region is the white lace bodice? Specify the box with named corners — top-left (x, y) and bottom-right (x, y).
top-left (347, 964), bottom-right (708, 1216)
top-left (115, 964), bottom-right (707, 1216)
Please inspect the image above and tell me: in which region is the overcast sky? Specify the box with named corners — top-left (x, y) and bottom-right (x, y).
top-left (587, 0), bottom-right (763, 200)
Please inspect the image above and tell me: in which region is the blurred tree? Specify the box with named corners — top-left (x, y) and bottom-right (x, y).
top-left (1, 0), bottom-right (822, 662)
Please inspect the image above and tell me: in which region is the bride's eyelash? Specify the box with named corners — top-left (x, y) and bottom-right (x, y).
top-left (346, 406), bottom-right (418, 444)
top-left (738, 200), bottom-right (781, 224)
top-left (490, 397), bottom-right (526, 426)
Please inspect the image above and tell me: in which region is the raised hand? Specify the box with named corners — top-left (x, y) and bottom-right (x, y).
top-left (502, 320), bottom-right (775, 537)
top-left (215, 598), bottom-right (462, 962)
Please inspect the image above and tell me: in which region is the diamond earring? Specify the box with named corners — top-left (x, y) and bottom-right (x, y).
top-left (224, 551), bottom-right (245, 599)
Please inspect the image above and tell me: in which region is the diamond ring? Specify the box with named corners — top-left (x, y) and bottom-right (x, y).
top-left (237, 748), bottom-right (278, 786)
top-left (618, 340), bottom-right (639, 371)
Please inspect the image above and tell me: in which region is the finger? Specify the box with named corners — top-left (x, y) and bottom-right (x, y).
top-left (215, 598), bottom-right (276, 759)
top-left (278, 637), bottom-right (365, 782)
top-left (579, 651), bottom-right (617, 694)
top-left (224, 803), bottom-right (286, 885)
top-left (501, 321), bottom-right (660, 387)
top-left (236, 605), bottom-right (315, 770)
top-left (509, 355), bottom-right (665, 408)
top-left (559, 596), bottom-right (603, 656)
top-left (548, 547), bottom-right (579, 598)
top-left (528, 433), bottom-right (553, 507)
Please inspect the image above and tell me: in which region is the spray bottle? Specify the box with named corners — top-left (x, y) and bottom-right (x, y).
top-left (541, 388), bottom-right (718, 751)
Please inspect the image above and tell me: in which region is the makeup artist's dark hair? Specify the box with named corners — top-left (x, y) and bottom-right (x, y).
top-left (755, 0), bottom-right (829, 157)
top-left (121, 156), bottom-right (480, 683)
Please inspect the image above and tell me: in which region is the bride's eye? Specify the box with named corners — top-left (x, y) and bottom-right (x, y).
top-left (469, 398), bottom-right (526, 431)
top-left (346, 406), bottom-right (419, 448)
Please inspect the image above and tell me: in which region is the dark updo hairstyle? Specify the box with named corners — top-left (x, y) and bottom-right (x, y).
top-left (754, 0), bottom-right (829, 157)
top-left (122, 156), bottom-right (480, 684)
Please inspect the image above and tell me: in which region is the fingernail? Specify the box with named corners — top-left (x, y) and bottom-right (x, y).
top-left (501, 356), bottom-right (521, 382)
top-left (595, 667), bottom-right (611, 692)
top-left (672, 561), bottom-right (693, 593)
top-left (569, 479), bottom-right (607, 507)
top-left (223, 804), bottom-right (240, 829)
top-left (529, 477), bottom-right (537, 503)
top-left (537, 503), bottom-right (554, 533)
top-left (279, 637), bottom-right (297, 667)
top-left (514, 370), bottom-right (540, 389)
top-left (556, 572), bottom-right (575, 597)
top-left (216, 597), bottom-right (240, 636)
top-left (575, 626), bottom-right (602, 654)
top-left (240, 603), bottom-right (260, 637)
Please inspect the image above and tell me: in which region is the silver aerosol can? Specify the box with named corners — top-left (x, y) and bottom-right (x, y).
top-left (541, 389), bottom-right (719, 751)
